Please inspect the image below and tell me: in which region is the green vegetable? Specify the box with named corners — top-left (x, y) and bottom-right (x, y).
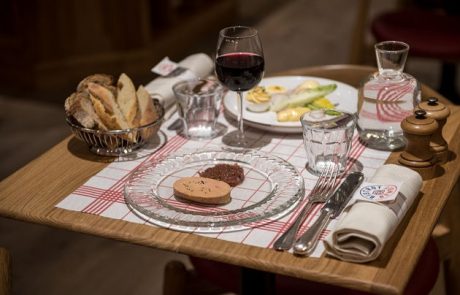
top-left (324, 109), bottom-right (342, 116)
top-left (270, 84), bottom-right (337, 112)
top-left (306, 103), bottom-right (320, 110)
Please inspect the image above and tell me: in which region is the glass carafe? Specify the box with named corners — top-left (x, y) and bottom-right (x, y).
top-left (357, 41), bottom-right (421, 151)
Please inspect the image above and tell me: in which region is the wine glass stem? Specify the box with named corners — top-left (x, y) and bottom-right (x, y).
top-left (236, 91), bottom-right (244, 136)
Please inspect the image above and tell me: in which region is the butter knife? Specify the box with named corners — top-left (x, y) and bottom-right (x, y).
top-left (293, 172), bottom-right (364, 256)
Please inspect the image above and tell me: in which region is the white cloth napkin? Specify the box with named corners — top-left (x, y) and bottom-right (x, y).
top-left (324, 164), bottom-right (422, 263)
top-left (144, 53), bottom-right (214, 112)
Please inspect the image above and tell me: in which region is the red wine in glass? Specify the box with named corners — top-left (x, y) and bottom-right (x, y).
top-left (215, 26), bottom-right (264, 148)
top-left (215, 52), bottom-right (265, 92)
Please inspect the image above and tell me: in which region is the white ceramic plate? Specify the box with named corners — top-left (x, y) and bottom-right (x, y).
top-left (223, 76), bottom-right (358, 133)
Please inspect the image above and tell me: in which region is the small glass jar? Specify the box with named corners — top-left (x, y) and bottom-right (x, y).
top-left (357, 41), bottom-right (421, 151)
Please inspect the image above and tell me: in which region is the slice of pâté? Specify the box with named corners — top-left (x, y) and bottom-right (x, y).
top-left (173, 177), bottom-right (231, 205)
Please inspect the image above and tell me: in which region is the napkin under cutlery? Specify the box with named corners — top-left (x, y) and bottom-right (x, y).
top-left (144, 53), bottom-right (214, 117)
top-left (324, 164), bottom-right (423, 263)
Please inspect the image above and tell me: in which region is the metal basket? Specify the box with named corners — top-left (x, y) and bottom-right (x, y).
top-left (66, 100), bottom-right (165, 156)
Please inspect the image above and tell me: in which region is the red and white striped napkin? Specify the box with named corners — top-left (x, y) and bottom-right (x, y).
top-left (57, 113), bottom-right (390, 257)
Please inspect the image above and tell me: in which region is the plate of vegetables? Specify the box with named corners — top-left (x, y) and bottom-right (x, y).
top-left (223, 76), bottom-right (358, 133)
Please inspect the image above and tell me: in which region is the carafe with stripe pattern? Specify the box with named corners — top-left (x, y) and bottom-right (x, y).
top-left (357, 41), bottom-right (420, 151)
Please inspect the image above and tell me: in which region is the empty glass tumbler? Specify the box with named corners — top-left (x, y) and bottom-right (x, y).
top-left (173, 79), bottom-right (224, 140)
top-left (301, 110), bottom-right (356, 176)
top-left (357, 41), bottom-right (421, 151)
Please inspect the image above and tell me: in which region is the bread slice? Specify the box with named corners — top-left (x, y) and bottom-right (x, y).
top-left (135, 85), bottom-right (160, 139)
top-left (173, 177), bottom-right (231, 205)
top-left (116, 73), bottom-right (138, 127)
top-left (77, 74), bottom-right (113, 92)
top-left (64, 92), bottom-right (108, 131)
top-left (136, 85), bottom-right (159, 126)
top-left (87, 82), bottom-right (131, 132)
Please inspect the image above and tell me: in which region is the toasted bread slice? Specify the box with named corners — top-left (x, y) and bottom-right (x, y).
top-left (65, 92), bottom-right (108, 131)
top-left (136, 85), bottom-right (159, 126)
top-left (87, 82), bottom-right (131, 132)
top-left (116, 73), bottom-right (138, 127)
top-left (77, 74), bottom-right (113, 92)
top-left (136, 85), bottom-right (160, 139)
top-left (173, 177), bottom-right (231, 205)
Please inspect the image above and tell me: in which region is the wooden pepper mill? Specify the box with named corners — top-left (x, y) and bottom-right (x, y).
top-left (399, 109), bottom-right (439, 180)
top-left (417, 97), bottom-right (450, 164)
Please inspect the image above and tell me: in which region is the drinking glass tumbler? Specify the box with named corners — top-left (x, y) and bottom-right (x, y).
top-left (301, 110), bottom-right (356, 175)
top-left (173, 79), bottom-right (224, 140)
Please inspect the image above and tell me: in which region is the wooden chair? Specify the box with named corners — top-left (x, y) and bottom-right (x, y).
top-left (0, 247), bottom-right (11, 295)
top-left (370, 0), bottom-right (460, 103)
top-left (163, 260), bottom-right (227, 295)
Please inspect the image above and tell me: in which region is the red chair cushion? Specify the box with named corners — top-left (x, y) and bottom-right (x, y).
top-left (371, 8), bottom-right (460, 60)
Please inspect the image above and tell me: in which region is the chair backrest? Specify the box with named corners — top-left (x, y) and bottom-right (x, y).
top-left (0, 247), bottom-right (10, 295)
top-left (405, 0), bottom-right (460, 14)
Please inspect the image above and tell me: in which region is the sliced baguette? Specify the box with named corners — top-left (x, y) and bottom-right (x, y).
top-left (173, 177), bottom-right (231, 205)
top-left (136, 85), bottom-right (159, 126)
top-left (65, 92), bottom-right (108, 131)
top-left (136, 85), bottom-right (160, 139)
top-left (87, 82), bottom-right (132, 132)
top-left (116, 73), bottom-right (138, 127)
top-left (77, 74), bottom-right (113, 92)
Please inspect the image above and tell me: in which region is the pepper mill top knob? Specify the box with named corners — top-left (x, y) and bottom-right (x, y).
top-left (428, 97), bottom-right (438, 105)
top-left (401, 109), bottom-right (438, 136)
top-left (417, 97), bottom-right (450, 120)
top-left (415, 109), bottom-right (426, 119)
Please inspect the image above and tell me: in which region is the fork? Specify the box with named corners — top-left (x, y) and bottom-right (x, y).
top-left (273, 163), bottom-right (339, 251)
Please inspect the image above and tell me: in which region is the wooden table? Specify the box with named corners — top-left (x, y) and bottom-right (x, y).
top-left (1, 65), bottom-right (459, 295)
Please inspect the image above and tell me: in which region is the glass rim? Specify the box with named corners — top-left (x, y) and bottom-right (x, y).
top-left (300, 110), bottom-right (356, 130)
top-left (172, 78), bottom-right (224, 96)
top-left (375, 41), bottom-right (409, 53)
top-left (219, 26), bottom-right (259, 39)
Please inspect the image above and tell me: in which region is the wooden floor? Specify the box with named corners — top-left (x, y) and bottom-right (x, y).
top-left (1, 0), bottom-right (458, 294)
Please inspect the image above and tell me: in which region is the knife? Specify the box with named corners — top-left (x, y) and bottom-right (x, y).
top-left (292, 171), bottom-right (364, 256)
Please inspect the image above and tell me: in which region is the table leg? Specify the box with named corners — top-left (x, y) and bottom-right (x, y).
top-left (241, 267), bottom-right (276, 295)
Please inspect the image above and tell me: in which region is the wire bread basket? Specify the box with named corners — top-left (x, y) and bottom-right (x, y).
top-left (66, 100), bottom-right (165, 156)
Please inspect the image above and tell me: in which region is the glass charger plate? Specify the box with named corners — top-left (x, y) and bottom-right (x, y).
top-left (124, 149), bottom-right (305, 233)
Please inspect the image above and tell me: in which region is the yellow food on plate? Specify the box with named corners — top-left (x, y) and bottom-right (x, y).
top-left (247, 86), bottom-right (270, 103)
top-left (265, 85), bottom-right (286, 94)
top-left (275, 96), bottom-right (335, 122)
top-left (277, 107), bottom-right (311, 122)
top-left (246, 85), bottom-right (286, 104)
top-left (311, 97), bottom-right (335, 109)
top-left (244, 80), bottom-right (337, 121)
top-left (246, 86), bottom-right (276, 112)
top-left (293, 80), bottom-right (320, 94)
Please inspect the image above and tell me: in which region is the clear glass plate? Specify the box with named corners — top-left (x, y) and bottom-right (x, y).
top-left (124, 149), bottom-right (305, 232)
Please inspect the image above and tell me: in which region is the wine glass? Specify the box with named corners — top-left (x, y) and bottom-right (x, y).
top-left (215, 26), bottom-right (265, 148)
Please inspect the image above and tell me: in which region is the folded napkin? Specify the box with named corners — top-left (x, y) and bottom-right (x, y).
top-left (144, 53), bottom-right (214, 112)
top-left (324, 164), bottom-right (423, 263)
